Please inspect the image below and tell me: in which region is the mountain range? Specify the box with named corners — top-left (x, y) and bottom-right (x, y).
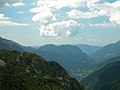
top-left (0, 37), bottom-right (96, 79)
top-left (0, 36), bottom-right (120, 90)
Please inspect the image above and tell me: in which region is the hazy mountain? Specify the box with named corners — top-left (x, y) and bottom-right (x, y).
top-left (36, 44), bottom-right (96, 78)
top-left (0, 36), bottom-right (36, 53)
top-left (0, 49), bottom-right (84, 90)
top-left (81, 56), bottom-right (120, 90)
top-left (92, 41), bottom-right (120, 63)
top-left (77, 44), bottom-right (101, 56)
top-left (0, 37), bottom-right (24, 52)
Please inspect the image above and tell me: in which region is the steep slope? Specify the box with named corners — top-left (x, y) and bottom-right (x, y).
top-left (81, 56), bottom-right (120, 90)
top-left (92, 41), bottom-right (120, 63)
top-left (0, 49), bottom-right (84, 90)
top-left (36, 44), bottom-right (95, 78)
top-left (0, 36), bottom-right (36, 53)
top-left (77, 44), bottom-right (101, 56)
top-left (0, 37), bottom-right (24, 52)
top-left (80, 56), bottom-right (120, 80)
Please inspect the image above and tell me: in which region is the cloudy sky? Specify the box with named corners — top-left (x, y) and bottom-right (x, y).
top-left (0, 0), bottom-right (120, 46)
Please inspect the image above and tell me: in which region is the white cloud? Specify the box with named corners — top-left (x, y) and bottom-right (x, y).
top-left (5, 2), bottom-right (25, 7)
top-left (30, 0), bottom-right (120, 38)
top-left (67, 9), bottom-right (106, 19)
top-left (36, 0), bottom-right (86, 9)
top-left (30, 0), bottom-right (101, 37)
top-left (39, 20), bottom-right (80, 37)
top-left (86, 0), bottom-right (100, 9)
top-left (92, 1), bottom-right (120, 25)
top-left (39, 25), bottom-right (59, 37)
top-left (49, 20), bottom-right (79, 29)
top-left (32, 11), bottom-right (53, 24)
top-left (0, 0), bottom-right (24, 7)
top-left (66, 30), bottom-right (71, 37)
top-left (106, 1), bottom-right (120, 8)
top-left (0, 14), bottom-right (10, 20)
top-left (0, 21), bottom-right (29, 26)
top-left (88, 23), bottom-right (116, 27)
top-left (10, 2), bottom-right (25, 6)
top-left (18, 12), bottom-right (24, 14)
top-left (0, 14), bottom-right (29, 26)
top-left (109, 12), bottom-right (120, 25)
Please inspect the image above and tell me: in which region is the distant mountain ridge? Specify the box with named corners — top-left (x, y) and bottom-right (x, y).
top-left (92, 41), bottom-right (120, 63)
top-left (0, 37), bottom-right (24, 52)
top-left (77, 44), bottom-right (101, 56)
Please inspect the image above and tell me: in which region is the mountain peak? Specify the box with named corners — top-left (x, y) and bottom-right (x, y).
top-left (116, 40), bottom-right (120, 44)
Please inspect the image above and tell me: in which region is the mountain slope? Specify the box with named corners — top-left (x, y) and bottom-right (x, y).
top-left (0, 49), bottom-right (84, 90)
top-left (36, 44), bottom-right (95, 78)
top-left (0, 36), bottom-right (36, 53)
top-left (81, 56), bottom-right (120, 90)
top-left (77, 44), bottom-right (101, 56)
top-left (92, 41), bottom-right (120, 63)
top-left (0, 37), bottom-right (24, 52)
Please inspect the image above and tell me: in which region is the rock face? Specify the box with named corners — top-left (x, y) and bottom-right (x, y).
top-left (0, 49), bottom-right (84, 90)
top-left (0, 59), bottom-right (5, 66)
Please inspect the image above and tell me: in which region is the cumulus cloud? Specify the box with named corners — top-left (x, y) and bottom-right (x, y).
top-left (109, 12), bottom-right (120, 25)
top-left (0, 0), bottom-right (23, 7)
top-left (67, 9), bottom-right (106, 19)
top-left (32, 11), bottom-right (53, 24)
top-left (90, 0), bottom-right (120, 25)
top-left (0, 14), bottom-right (10, 20)
top-left (66, 30), bottom-right (71, 37)
top-left (30, 0), bottom-right (83, 37)
top-left (39, 20), bottom-right (80, 37)
top-left (36, 0), bottom-right (86, 9)
top-left (0, 14), bottom-right (29, 26)
top-left (5, 2), bottom-right (25, 7)
top-left (30, 0), bottom-right (120, 37)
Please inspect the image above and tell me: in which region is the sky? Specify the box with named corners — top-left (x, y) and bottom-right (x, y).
top-left (0, 0), bottom-right (120, 46)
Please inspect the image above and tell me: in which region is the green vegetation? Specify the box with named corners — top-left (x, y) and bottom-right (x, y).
top-left (81, 56), bottom-right (120, 90)
top-left (0, 49), bottom-right (83, 90)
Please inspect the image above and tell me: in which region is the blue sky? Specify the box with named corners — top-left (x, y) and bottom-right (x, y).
top-left (0, 0), bottom-right (120, 46)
